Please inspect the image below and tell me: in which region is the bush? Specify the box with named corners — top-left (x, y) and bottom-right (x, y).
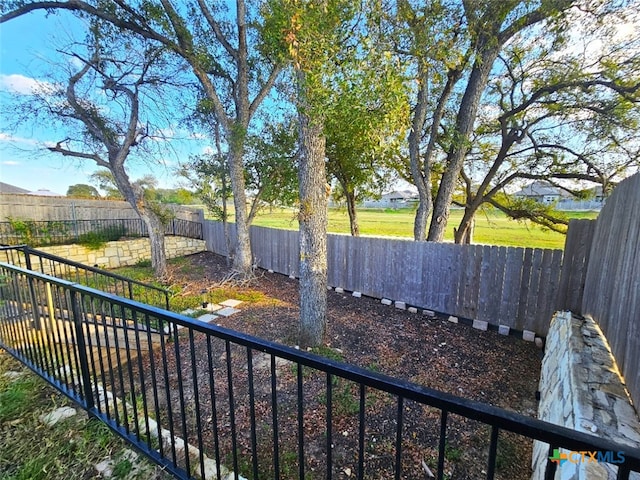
top-left (77, 225), bottom-right (127, 250)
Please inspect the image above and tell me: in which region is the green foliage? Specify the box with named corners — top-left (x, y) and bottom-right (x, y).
top-left (77, 224), bottom-right (126, 250)
top-left (66, 184), bottom-right (101, 198)
top-left (5, 217), bottom-right (69, 247)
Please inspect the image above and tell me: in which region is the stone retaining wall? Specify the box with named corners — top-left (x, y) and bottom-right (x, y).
top-left (37, 237), bottom-right (207, 271)
top-left (532, 311), bottom-right (640, 479)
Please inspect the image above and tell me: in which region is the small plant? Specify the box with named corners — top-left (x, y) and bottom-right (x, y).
top-left (112, 457), bottom-right (134, 478)
top-left (445, 442), bottom-right (462, 462)
top-left (77, 224), bottom-right (126, 250)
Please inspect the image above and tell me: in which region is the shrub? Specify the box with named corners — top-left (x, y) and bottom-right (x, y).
top-left (77, 224), bottom-right (126, 250)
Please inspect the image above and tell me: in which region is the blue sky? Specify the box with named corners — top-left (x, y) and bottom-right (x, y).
top-left (0, 10), bottom-right (206, 195)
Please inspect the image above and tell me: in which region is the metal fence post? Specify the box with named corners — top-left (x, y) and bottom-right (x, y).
top-left (23, 246), bottom-right (42, 330)
top-left (69, 289), bottom-right (95, 412)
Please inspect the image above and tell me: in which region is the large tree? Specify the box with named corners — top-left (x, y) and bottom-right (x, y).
top-left (325, 42), bottom-right (409, 236)
top-left (452, 6), bottom-right (640, 243)
top-left (263, 0), bottom-right (358, 346)
top-left (23, 34), bottom-right (176, 279)
top-left (2, 0), bottom-right (282, 278)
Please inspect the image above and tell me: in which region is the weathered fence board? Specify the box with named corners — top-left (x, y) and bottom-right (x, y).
top-left (204, 220), bottom-right (566, 336)
top-left (0, 194), bottom-right (203, 222)
top-left (576, 172), bottom-right (640, 413)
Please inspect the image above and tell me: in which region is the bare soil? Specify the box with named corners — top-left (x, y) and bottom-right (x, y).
top-left (135, 252), bottom-right (542, 480)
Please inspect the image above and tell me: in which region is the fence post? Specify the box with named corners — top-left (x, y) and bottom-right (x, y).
top-left (22, 246), bottom-right (42, 330)
top-left (69, 289), bottom-right (95, 412)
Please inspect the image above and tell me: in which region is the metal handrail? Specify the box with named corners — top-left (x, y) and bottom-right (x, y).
top-left (0, 244), bottom-right (170, 311)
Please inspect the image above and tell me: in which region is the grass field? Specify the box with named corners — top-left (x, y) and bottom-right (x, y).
top-left (203, 206), bottom-right (598, 250)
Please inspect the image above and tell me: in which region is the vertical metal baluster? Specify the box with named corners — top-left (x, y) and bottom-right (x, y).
top-left (158, 319), bottom-right (177, 465)
top-left (297, 363), bottom-right (305, 480)
top-left (189, 330), bottom-right (206, 480)
top-left (486, 425), bottom-right (499, 480)
top-left (121, 306), bottom-right (140, 440)
top-left (394, 397), bottom-right (404, 480)
top-left (144, 313), bottom-right (163, 456)
top-left (225, 340), bottom-right (239, 479)
top-left (271, 355), bottom-right (280, 480)
top-left (327, 373), bottom-right (333, 480)
top-left (80, 293), bottom-right (100, 408)
top-left (206, 336), bottom-right (222, 480)
top-left (99, 300), bottom-right (117, 423)
top-left (616, 464), bottom-right (631, 480)
top-left (437, 410), bottom-right (448, 480)
top-left (247, 348), bottom-right (259, 480)
top-left (357, 384), bottom-right (366, 480)
top-left (545, 445), bottom-right (558, 480)
top-left (132, 310), bottom-right (150, 446)
top-left (69, 289), bottom-right (95, 412)
top-left (173, 321), bottom-right (190, 474)
top-left (87, 295), bottom-right (107, 415)
top-left (108, 302), bottom-right (130, 432)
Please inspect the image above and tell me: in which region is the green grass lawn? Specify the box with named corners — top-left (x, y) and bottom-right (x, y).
top-left (204, 206), bottom-right (598, 250)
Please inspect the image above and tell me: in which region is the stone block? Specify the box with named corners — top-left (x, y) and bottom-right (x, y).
top-left (472, 319), bottom-right (488, 331)
top-left (498, 325), bottom-right (510, 336)
top-left (394, 301), bottom-right (406, 310)
top-left (289, 274), bottom-right (296, 279)
top-left (198, 313), bottom-right (218, 323)
top-left (522, 330), bottom-right (536, 342)
top-left (423, 310), bottom-right (436, 317)
top-left (381, 298), bottom-right (392, 306)
top-left (220, 299), bottom-right (242, 308)
top-left (408, 307), bottom-right (417, 314)
top-left (335, 287), bottom-right (344, 294)
top-left (217, 307), bottom-right (241, 317)
top-left (448, 315), bottom-right (458, 324)
top-left (352, 291), bottom-right (362, 298)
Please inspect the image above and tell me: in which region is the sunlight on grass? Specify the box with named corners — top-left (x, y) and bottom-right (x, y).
top-left (231, 206), bottom-right (598, 250)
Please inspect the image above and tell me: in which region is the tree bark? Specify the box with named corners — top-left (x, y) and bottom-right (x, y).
top-left (338, 178), bottom-right (360, 236)
top-left (297, 110), bottom-right (328, 348)
top-left (409, 65), bottom-right (431, 241)
top-left (227, 138), bottom-right (253, 276)
top-left (428, 45), bottom-right (499, 242)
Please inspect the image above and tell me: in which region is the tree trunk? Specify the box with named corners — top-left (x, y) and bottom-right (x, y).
top-left (141, 211), bottom-right (168, 280)
top-left (297, 110), bottom-right (328, 348)
top-left (227, 139), bottom-right (253, 276)
top-left (409, 64), bottom-right (431, 241)
top-left (454, 207), bottom-right (476, 244)
top-left (340, 180), bottom-right (359, 236)
top-left (427, 46), bottom-right (499, 242)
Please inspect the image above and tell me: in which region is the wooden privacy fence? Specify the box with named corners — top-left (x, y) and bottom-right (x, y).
top-left (0, 194), bottom-right (204, 222)
top-left (204, 221), bottom-right (568, 336)
top-left (574, 173), bottom-right (640, 412)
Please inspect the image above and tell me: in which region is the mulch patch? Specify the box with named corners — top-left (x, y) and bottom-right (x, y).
top-left (129, 252), bottom-right (542, 480)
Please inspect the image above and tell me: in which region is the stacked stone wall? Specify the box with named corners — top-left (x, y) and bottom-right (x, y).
top-left (35, 237), bottom-right (206, 272)
top-left (532, 311), bottom-right (640, 479)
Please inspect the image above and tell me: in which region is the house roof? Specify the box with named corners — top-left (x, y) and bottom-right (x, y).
top-left (0, 182), bottom-right (30, 194)
top-left (381, 190), bottom-right (418, 201)
top-left (514, 181), bottom-right (571, 198)
top-left (27, 188), bottom-right (64, 197)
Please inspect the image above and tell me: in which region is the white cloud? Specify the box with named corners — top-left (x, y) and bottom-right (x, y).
top-left (0, 132), bottom-right (41, 146)
top-left (0, 74), bottom-right (55, 95)
top-left (1, 160), bottom-right (20, 166)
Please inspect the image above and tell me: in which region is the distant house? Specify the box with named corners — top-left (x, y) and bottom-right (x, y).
top-left (0, 182), bottom-right (29, 195)
top-left (26, 188), bottom-right (64, 197)
top-left (363, 190), bottom-right (419, 209)
top-left (514, 181), bottom-right (572, 204)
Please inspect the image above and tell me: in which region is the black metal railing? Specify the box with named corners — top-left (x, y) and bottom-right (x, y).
top-left (0, 218), bottom-right (203, 247)
top-left (0, 245), bottom-right (170, 311)
top-left (1, 262), bottom-right (639, 480)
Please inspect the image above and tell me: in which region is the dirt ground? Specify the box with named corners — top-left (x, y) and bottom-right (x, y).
top-left (134, 252), bottom-right (543, 480)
